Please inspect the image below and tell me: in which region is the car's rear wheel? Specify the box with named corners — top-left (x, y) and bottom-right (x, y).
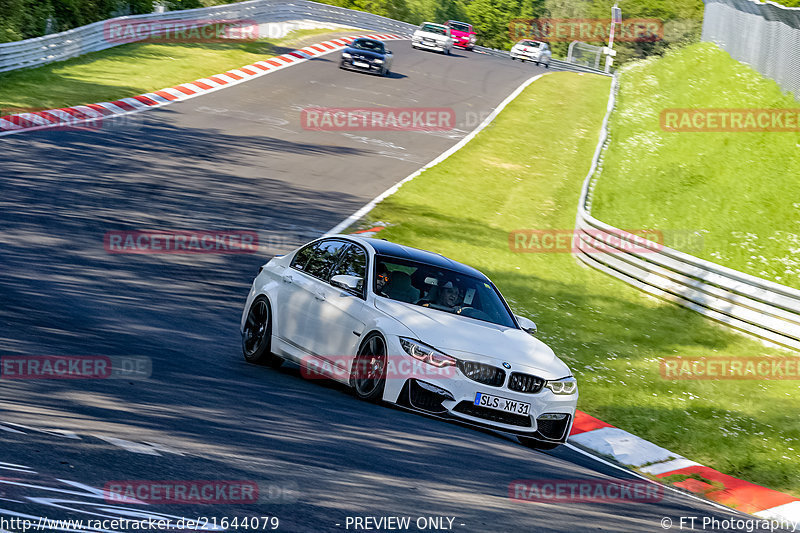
top-left (242, 296), bottom-right (283, 367)
top-left (351, 333), bottom-right (387, 401)
top-left (518, 436), bottom-right (560, 450)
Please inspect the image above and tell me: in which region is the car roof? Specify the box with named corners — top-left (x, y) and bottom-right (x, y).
top-left (339, 235), bottom-right (489, 280)
top-left (353, 37), bottom-right (381, 43)
top-left (421, 22), bottom-right (447, 27)
top-left (447, 20), bottom-right (471, 26)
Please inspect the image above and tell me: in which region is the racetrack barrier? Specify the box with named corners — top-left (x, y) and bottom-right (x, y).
top-left (0, 0), bottom-right (607, 76)
top-left (574, 76), bottom-right (800, 351)
top-left (0, 0), bottom-right (416, 73)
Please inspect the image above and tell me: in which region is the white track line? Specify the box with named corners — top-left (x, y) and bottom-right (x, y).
top-left (325, 73), bottom-right (547, 236)
top-left (565, 443), bottom-right (748, 515)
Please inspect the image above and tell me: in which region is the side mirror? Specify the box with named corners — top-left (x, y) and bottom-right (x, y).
top-left (331, 274), bottom-right (363, 294)
top-left (516, 315), bottom-right (537, 335)
top-left (386, 50), bottom-right (393, 55)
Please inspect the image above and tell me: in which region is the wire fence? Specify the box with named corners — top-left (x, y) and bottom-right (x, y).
top-left (702, 0), bottom-right (800, 98)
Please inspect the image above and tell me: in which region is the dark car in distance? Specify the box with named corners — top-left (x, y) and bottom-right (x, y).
top-left (340, 37), bottom-right (393, 76)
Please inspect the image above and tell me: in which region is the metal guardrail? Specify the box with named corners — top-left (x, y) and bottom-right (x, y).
top-left (0, 0), bottom-right (610, 76)
top-left (0, 0), bottom-right (417, 73)
top-left (472, 45), bottom-right (611, 75)
top-left (574, 76), bottom-right (800, 351)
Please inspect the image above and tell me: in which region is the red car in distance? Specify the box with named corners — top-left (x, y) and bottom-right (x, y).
top-left (445, 20), bottom-right (476, 50)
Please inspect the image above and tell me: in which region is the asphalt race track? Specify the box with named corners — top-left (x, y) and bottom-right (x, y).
top-left (0, 40), bottom-right (752, 532)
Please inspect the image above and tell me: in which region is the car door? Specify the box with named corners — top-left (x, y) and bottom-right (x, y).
top-left (275, 239), bottom-right (348, 353)
top-left (305, 243), bottom-right (370, 367)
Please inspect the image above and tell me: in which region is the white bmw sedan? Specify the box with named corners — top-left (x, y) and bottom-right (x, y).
top-left (241, 235), bottom-right (577, 449)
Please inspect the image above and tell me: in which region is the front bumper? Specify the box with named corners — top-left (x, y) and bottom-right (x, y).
top-left (340, 58), bottom-right (384, 74)
top-left (511, 51), bottom-right (542, 61)
top-left (413, 39), bottom-right (447, 52)
top-left (452, 37), bottom-right (474, 49)
top-left (383, 338), bottom-right (577, 442)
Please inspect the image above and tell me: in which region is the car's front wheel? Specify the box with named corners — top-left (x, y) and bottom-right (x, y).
top-left (242, 296), bottom-right (283, 367)
top-left (351, 333), bottom-right (387, 401)
top-left (518, 436), bottom-right (560, 450)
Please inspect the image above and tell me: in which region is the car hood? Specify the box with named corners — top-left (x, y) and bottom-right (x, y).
top-left (344, 47), bottom-right (385, 60)
top-left (374, 298), bottom-right (570, 379)
top-left (415, 30), bottom-right (450, 40)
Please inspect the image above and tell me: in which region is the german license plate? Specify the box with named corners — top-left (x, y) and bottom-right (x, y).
top-left (353, 61), bottom-right (369, 68)
top-left (474, 392), bottom-right (531, 416)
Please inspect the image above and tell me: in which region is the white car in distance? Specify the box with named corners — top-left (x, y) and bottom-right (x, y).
top-left (412, 22), bottom-right (455, 54)
top-left (510, 39), bottom-right (552, 67)
top-left (240, 235), bottom-right (578, 449)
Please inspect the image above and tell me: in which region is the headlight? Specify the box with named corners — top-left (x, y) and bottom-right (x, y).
top-left (469, 35), bottom-right (476, 42)
top-left (545, 377), bottom-right (577, 395)
top-left (342, 52), bottom-right (351, 58)
top-left (374, 59), bottom-right (384, 64)
top-left (400, 338), bottom-right (456, 368)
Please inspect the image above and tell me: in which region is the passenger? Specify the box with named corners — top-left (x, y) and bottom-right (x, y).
top-left (376, 263), bottom-right (390, 294)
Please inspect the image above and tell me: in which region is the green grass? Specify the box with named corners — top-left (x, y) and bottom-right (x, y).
top-left (0, 27), bottom-right (350, 112)
top-left (591, 43), bottom-right (800, 289)
top-left (359, 71), bottom-right (800, 497)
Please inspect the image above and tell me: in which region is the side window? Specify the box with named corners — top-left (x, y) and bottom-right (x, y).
top-left (331, 245), bottom-right (368, 296)
top-left (290, 243), bottom-right (315, 271)
top-left (304, 240), bottom-right (347, 280)
top-left (542, 43), bottom-right (549, 51)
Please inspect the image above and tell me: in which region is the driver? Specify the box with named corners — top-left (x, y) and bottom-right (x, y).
top-left (427, 281), bottom-right (461, 312)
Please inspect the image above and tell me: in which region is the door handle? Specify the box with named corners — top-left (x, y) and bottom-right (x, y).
top-left (314, 290), bottom-right (326, 301)
top-left (282, 273), bottom-right (293, 283)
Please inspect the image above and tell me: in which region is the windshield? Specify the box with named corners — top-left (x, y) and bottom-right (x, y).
top-left (352, 39), bottom-right (385, 53)
top-left (521, 40), bottom-right (543, 48)
top-left (449, 22), bottom-right (471, 32)
top-left (373, 256), bottom-right (516, 328)
top-left (421, 24), bottom-right (447, 35)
